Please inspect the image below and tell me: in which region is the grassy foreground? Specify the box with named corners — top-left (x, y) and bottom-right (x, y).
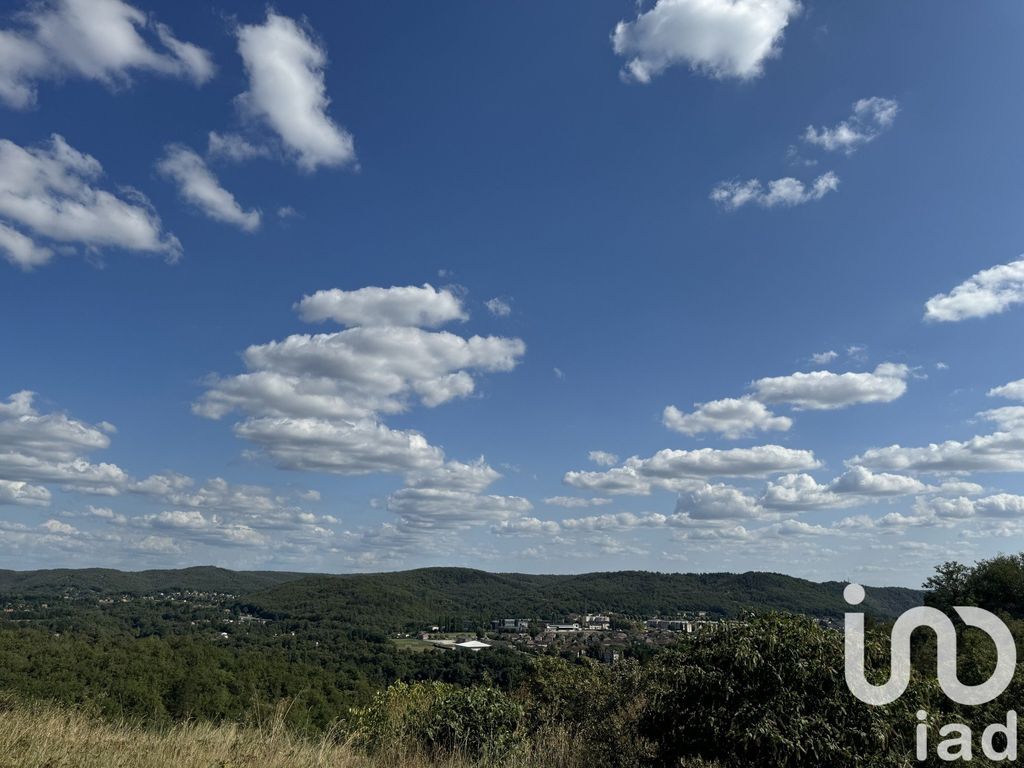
top-left (0, 696), bottom-right (584, 768)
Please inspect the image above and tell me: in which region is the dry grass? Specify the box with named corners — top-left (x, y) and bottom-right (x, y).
top-left (0, 698), bottom-right (583, 768)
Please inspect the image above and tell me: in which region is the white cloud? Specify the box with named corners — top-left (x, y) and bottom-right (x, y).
top-left (197, 286), bottom-right (524, 480)
top-left (41, 518), bottom-right (76, 535)
top-left (565, 445), bottom-right (820, 496)
top-left (0, 134), bottom-right (181, 269)
top-left (0, 390), bottom-right (128, 496)
top-left (990, 378), bottom-right (1024, 401)
top-left (663, 396), bottom-right (791, 438)
top-left (588, 450), bottom-right (618, 467)
top-left (612, 0), bottom-right (800, 83)
top-left (492, 517), bottom-right (561, 536)
top-left (563, 464), bottom-right (654, 496)
top-left (485, 297), bottom-right (512, 317)
top-left (915, 494), bottom-right (1024, 523)
top-left (236, 12), bottom-right (355, 171)
top-left (0, 479), bottom-right (51, 506)
top-left (0, 221), bottom-right (53, 269)
top-left (761, 473), bottom-right (846, 511)
top-left (405, 458), bottom-right (501, 494)
top-left (849, 429), bottom-right (1024, 474)
top-left (811, 350), bottom-right (838, 365)
top-left (544, 496), bottom-right (613, 508)
top-left (562, 511), bottom-right (667, 531)
top-left (386, 487), bottom-right (532, 530)
top-left (157, 145), bottom-right (261, 232)
top-left (233, 417), bottom-right (445, 476)
top-left (980, 406), bottom-right (1024, 432)
top-left (639, 445), bottom-right (821, 478)
top-left (829, 466), bottom-right (928, 496)
top-left (924, 258), bottom-right (1024, 322)
top-left (752, 362), bottom-right (909, 410)
top-left (296, 284), bottom-right (467, 327)
top-left (761, 466), bottom-right (931, 511)
top-left (711, 172), bottom-right (838, 210)
top-left (0, 0), bottom-right (213, 109)
top-left (675, 482), bottom-right (765, 520)
top-left (803, 97), bottom-right (899, 153)
top-left (206, 132), bottom-right (269, 163)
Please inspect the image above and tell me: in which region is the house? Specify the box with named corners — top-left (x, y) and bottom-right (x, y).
top-left (584, 613), bottom-right (611, 630)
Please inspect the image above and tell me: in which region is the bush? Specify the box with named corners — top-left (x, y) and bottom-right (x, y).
top-left (640, 614), bottom-right (921, 768)
top-left (352, 680), bottom-right (523, 761)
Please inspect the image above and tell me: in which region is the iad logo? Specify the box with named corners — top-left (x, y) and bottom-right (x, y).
top-left (844, 582), bottom-right (1016, 706)
top-left (844, 583), bottom-right (1019, 762)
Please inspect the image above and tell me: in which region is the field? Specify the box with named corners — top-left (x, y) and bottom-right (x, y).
top-left (0, 696), bottom-right (583, 768)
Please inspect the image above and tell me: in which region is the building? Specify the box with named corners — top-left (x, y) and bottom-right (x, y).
top-left (545, 623), bottom-right (581, 632)
top-left (455, 639), bottom-right (492, 652)
top-left (491, 618), bottom-right (530, 632)
top-left (584, 613), bottom-right (611, 630)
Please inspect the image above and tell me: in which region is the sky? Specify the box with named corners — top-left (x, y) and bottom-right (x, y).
top-left (2, 0), bottom-right (1024, 587)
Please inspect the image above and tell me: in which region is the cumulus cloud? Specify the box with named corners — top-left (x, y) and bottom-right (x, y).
top-left (0, 479), bottom-right (51, 506)
top-left (386, 487), bottom-right (532, 531)
top-left (206, 132), bottom-right (270, 163)
top-left (0, 134), bottom-right (181, 269)
top-left (562, 511), bottom-right (667, 531)
top-left (196, 281), bottom-right (526, 555)
top-left (811, 350), bottom-right (838, 365)
top-left (485, 297), bottom-right (512, 317)
top-left (588, 450), bottom-right (619, 467)
top-left (909, 494), bottom-right (1024, 526)
top-left (762, 467), bottom-right (928, 511)
top-left (156, 145), bottom-right (261, 231)
top-left (711, 172), bottom-right (838, 210)
top-left (0, 390), bottom-right (128, 496)
top-left (663, 396), bottom-right (791, 438)
top-left (492, 517), bottom-right (561, 536)
top-left (989, 378), bottom-right (1024, 401)
top-left (752, 362), bottom-right (909, 410)
top-left (296, 284), bottom-right (467, 327)
top-left (803, 97), bottom-right (899, 153)
top-left (980, 406), bottom-right (1024, 432)
top-left (675, 482), bottom-right (765, 520)
top-left (544, 496), bottom-right (613, 508)
top-left (236, 12), bottom-right (355, 171)
top-left (565, 445), bottom-right (820, 496)
top-left (924, 258), bottom-right (1024, 322)
top-left (612, 0), bottom-right (800, 83)
top-left (849, 429), bottom-right (1024, 474)
top-left (0, 0), bottom-right (213, 109)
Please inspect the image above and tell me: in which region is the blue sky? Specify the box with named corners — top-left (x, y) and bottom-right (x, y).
top-left (2, 0), bottom-right (1024, 586)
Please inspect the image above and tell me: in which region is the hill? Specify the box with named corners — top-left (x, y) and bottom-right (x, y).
top-left (0, 565), bottom-right (308, 597)
top-left (243, 567), bottom-right (922, 631)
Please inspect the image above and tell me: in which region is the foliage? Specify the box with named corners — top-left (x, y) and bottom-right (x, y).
top-left (352, 681), bottom-right (523, 761)
top-left (247, 567), bottom-right (922, 633)
top-left (639, 614), bottom-right (923, 768)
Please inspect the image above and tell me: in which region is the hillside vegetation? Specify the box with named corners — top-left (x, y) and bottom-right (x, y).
top-left (0, 565), bottom-right (308, 597)
top-left (244, 567), bottom-right (922, 630)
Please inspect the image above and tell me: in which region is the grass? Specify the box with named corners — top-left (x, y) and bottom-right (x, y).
top-left (0, 696), bottom-right (584, 768)
top-left (392, 638), bottom-right (441, 652)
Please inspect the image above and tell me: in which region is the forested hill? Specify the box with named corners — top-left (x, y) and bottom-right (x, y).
top-left (0, 565), bottom-right (922, 630)
top-left (243, 568), bottom-right (923, 630)
top-left (0, 565), bottom-right (308, 597)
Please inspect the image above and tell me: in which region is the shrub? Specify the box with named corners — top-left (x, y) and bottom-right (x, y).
top-left (352, 680), bottom-right (523, 761)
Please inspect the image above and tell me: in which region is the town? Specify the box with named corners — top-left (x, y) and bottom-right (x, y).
top-left (400, 611), bottom-right (753, 661)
